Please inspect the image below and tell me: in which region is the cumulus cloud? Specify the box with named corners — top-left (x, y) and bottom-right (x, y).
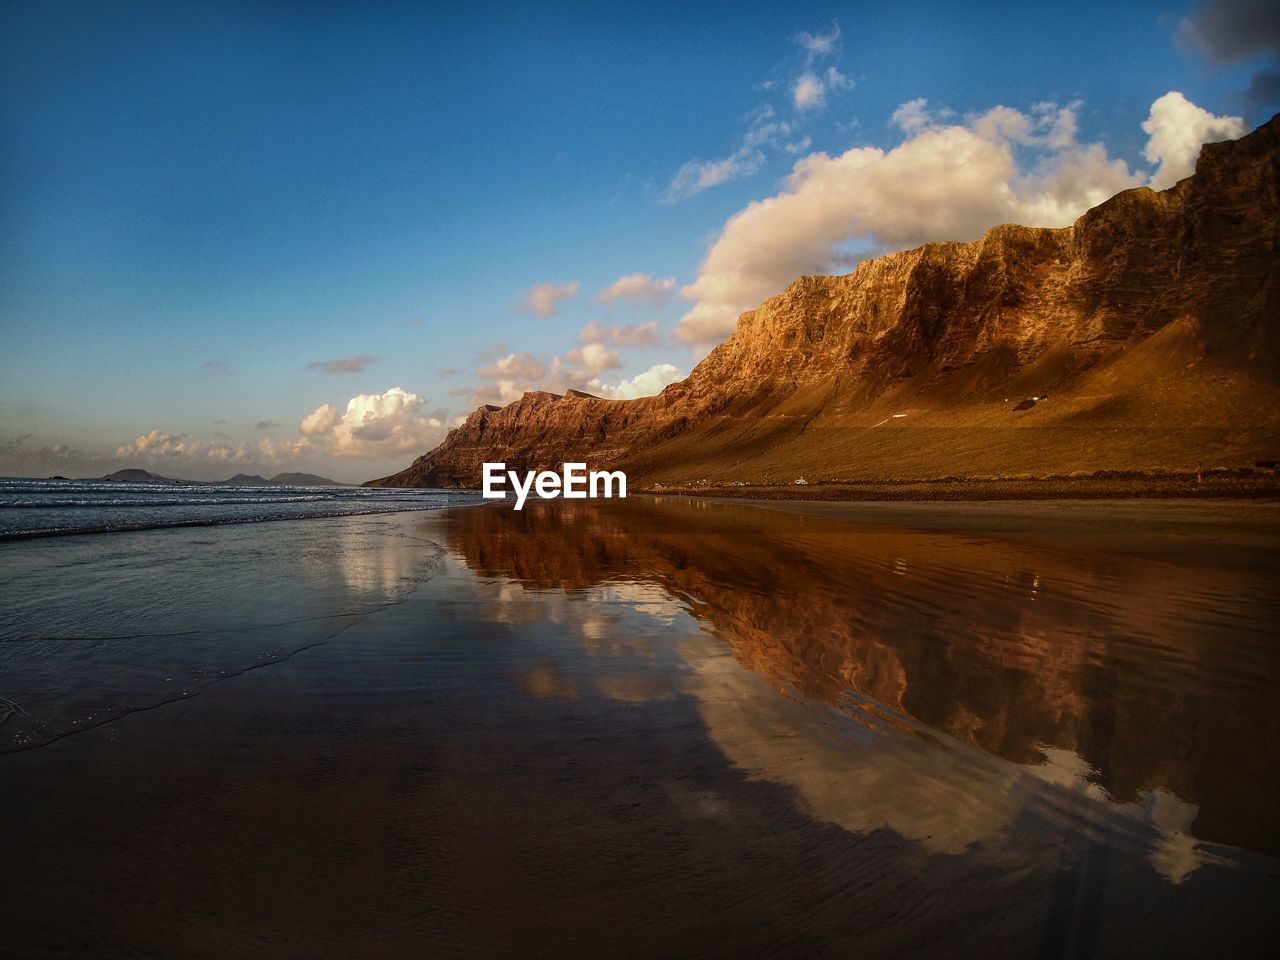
top-left (565, 342), bottom-right (621, 375)
top-left (607, 363), bottom-right (684, 400)
top-left (58, 387), bottom-right (447, 480)
top-left (674, 93), bottom-right (1242, 344)
top-left (793, 66), bottom-right (853, 112)
top-left (116, 430), bottom-right (188, 458)
top-left (889, 98), bottom-right (954, 135)
top-left (578, 319), bottom-right (660, 347)
top-left (1142, 92), bottom-right (1246, 189)
top-left (791, 24), bottom-right (852, 112)
top-left (465, 346), bottom-right (682, 406)
top-left (596, 273), bottom-right (677, 304)
top-left (477, 352), bottom-right (547, 382)
top-left (519, 281), bottom-right (581, 318)
top-left (116, 430), bottom-right (255, 466)
top-left (467, 342), bottom-right (616, 406)
top-left (300, 404), bottom-right (339, 436)
top-left (307, 355), bottom-right (378, 374)
top-left (296, 387), bottom-right (446, 459)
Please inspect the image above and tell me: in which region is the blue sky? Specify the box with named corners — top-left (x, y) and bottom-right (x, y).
top-left (2, 0), bottom-right (1276, 481)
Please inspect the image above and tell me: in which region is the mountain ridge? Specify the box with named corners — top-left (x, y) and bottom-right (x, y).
top-left (85, 469), bottom-right (345, 486)
top-left (370, 114), bottom-right (1280, 489)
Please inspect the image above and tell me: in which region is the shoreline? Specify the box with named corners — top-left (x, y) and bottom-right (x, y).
top-left (639, 473), bottom-right (1280, 502)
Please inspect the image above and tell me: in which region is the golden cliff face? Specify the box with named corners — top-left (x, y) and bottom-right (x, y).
top-left (370, 115), bottom-right (1279, 488)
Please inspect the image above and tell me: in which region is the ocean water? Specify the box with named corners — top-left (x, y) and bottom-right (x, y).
top-left (2, 497), bottom-right (1278, 957)
top-left (0, 477), bottom-right (477, 540)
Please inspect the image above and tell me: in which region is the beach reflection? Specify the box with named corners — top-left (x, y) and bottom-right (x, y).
top-left (442, 497), bottom-right (1280, 879)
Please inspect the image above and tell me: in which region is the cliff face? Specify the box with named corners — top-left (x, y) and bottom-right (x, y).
top-left (371, 115), bottom-right (1279, 488)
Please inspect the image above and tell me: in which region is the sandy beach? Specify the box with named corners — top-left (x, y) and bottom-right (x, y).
top-left (2, 498), bottom-right (1278, 958)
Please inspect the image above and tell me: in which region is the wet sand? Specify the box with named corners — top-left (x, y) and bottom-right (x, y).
top-left (1, 499), bottom-right (1278, 957)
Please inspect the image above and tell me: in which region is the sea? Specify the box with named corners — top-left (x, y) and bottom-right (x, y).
top-left (2, 492), bottom-right (1278, 955)
top-left (0, 477), bottom-right (477, 540)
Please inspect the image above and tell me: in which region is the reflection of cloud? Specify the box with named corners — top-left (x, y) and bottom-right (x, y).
top-left (598, 582), bottom-right (683, 624)
top-left (684, 647), bottom-right (1230, 883)
top-left (1144, 787), bottom-right (1233, 884)
top-left (594, 673), bottom-right (675, 703)
top-left (441, 498), bottom-right (1276, 885)
top-left (330, 520), bottom-right (444, 603)
top-left (522, 663), bottom-right (579, 700)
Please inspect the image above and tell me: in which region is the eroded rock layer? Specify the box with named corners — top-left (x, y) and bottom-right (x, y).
top-left (370, 115), bottom-right (1279, 488)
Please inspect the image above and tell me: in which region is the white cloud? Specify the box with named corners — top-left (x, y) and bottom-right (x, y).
top-left (596, 273), bottom-right (677, 304)
top-left (675, 93), bottom-right (1239, 345)
top-left (300, 404), bottom-right (339, 436)
top-left (465, 342), bottom-right (679, 406)
top-left (578, 319), bottom-right (660, 347)
top-left (797, 24), bottom-right (841, 58)
top-left (297, 387), bottom-right (446, 459)
top-left (116, 429), bottom-right (185, 458)
top-left (793, 73), bottom-right (824, 110)
top-left (115, 430), bottom-right (255, 466)
top-left (665, 149), bottom-right (767, 202)
top-left (1142, 91), bottom-right (1245, 189)
top-left (664, 25), bottom-right (856, 202)
top-left (890, 98), bottom-right (954, 135)
top-left (477, 352), bottom-right (547, 382)
top-left (564, 342), bottom-right (622, 376)
top-left (468, 345), bottom-right (612, 406)
top-left (606, 363), bottom-right (684, 400)
top-left (519, 281), bottom-right (581, 318)
top-left (791, 23), bottom-right (852, 112)
top-left (793, 66), bottom-right (853, 112)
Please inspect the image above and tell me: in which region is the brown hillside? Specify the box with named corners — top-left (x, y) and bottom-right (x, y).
top-left (369, 114), bottom-right (1280, 489)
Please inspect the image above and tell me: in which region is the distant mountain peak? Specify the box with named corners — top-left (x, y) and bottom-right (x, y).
top-left (266, 472), bottom-right (342, 486)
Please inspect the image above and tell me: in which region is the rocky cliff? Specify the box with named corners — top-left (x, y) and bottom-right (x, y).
top-left (370, 114), bottom-right (1280, 488)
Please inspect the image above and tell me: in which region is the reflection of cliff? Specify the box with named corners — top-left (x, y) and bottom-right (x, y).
top-left (443, 499), bottom-right (1280, 856)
